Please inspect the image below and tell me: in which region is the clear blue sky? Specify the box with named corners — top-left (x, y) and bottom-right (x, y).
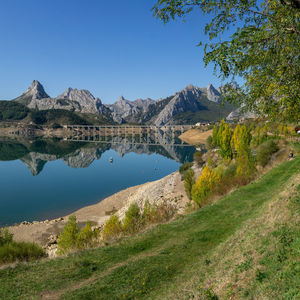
top-left (0, 0), bottom-right (224, 103)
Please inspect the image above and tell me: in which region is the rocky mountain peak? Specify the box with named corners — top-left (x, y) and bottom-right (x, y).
top-left (117, 96), bottom-right (126, 102)
top-left (13, 80), bottom-right (49, 105)
top-left (24, 80), bottom-right (49, 100)
top-left (205, 84), bottom-right (221, 103)
top-left (184, 84), bottom-right (195, 90)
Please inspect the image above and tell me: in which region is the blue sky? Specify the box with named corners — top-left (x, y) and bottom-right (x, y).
top-left (0, 0), bottom-right (224, 103)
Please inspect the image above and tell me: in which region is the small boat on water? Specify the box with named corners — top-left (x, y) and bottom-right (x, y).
top-left (109, 157), bottom-right (113, 163)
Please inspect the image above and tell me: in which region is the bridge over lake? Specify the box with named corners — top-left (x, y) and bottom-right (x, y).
top-left (63, 124), bottom-right (194, 146)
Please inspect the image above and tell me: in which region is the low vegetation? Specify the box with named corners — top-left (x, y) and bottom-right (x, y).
top-left (0, 101), bottom-right (30, 121)
top-left (102, 201), bottom-right (176, 242)
top-left (57, 216), bottom-right (99, 255)
top-left (30, 109), bottom-right (88, 126)
top-left (0, 227), bottom-right (45, 265)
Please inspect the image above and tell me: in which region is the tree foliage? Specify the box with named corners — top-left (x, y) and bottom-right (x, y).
top-left (153, 0), bottom-right (300, 122)
top-left (102, 215), bottom-right (122, 241)
top-left (122, 203), bottom-right (142, 234)
top-left (191, 165), bottom-right (220, 206)
top-left (184, 168), bottom-right (195, 200)
top-left (57, 216), bottom-right (98, 254)
top-left (218, 120), bottom-right (233, 159)
top-left (232, 124), bottom-right (255, 178)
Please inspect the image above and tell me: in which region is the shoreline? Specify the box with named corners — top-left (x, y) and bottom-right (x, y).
top-left (8, 168), bottom-right (195, 253)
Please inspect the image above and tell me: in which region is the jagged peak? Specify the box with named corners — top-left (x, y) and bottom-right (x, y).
top-left (185, 84), bottom-right (195, 90)
top-left (30, 80), bottom-right (43, 88)
top-left (57, 87), bottom-right (97, 100)
top-left (117, 96), bottom-right (126, 102)
top-left (206, 83), bottom-right (218, 92)
top-left (21, 80), bottom-right (49, 100)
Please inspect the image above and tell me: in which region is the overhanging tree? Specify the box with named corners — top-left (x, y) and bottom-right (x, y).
top-left (153, 0), bottom-right (300, 122)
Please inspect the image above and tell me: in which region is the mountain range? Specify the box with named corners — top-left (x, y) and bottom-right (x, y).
top-left (10, 80), bottom-right (234, 125)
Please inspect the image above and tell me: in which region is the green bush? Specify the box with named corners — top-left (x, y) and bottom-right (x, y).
top-left (179, 162), bottom-right (193, 174)
top-left (76, 222), bottom-right (99, 249)
top-left (0, 242), bottom-right (46, 265)
top-left (57, 216), bottom-right (99, 254)
top-left (206, 135), bottom-right (213, 150)
top-left (0, 228), bottom-right (13, 246)
top-left (57, 216), bottom-right (79, 255)
top-left (0, 227), bottom-right (45, 265)
top-left (122, 203), bottom-right (142, 234)
top-left (184, 168), bottom-right (195, 200)
top-left (256, 139), bottom-right (279, 167)
top-left (193, 151), bottom-right (204, 167)
top-left (102, 215), bottom-right (122, 241)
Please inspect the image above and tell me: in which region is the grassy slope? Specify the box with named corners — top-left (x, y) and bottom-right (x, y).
top-left (0, 157), bottom-right (299, 299)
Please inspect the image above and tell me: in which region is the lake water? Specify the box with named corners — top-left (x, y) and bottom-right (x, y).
top-left (0, 136), bottom-right (195, 226)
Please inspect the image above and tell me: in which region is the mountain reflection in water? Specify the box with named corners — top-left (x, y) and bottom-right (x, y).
top-left (0, 134), bottom-right (198, 225)
top-left (0, 135), bottom-right (196, 176)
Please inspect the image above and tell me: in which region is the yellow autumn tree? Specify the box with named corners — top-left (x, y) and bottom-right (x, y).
top-left (219, 123), bottom-right (233, 159)
top-left (191, 166), bottom-right (220, 207)
top-left (232, 125), bottom-right (255, 178)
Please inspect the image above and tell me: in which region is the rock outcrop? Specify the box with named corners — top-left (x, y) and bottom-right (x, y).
top-left (226, 107), bottom-right (257, 121)
top-left (106, 96), bottom-right (154, 124)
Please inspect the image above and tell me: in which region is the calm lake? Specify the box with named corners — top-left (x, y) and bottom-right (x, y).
top-left (0, 136), bottom-right (195, 226)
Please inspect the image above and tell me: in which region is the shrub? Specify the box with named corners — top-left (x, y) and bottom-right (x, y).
top-left (214, 163), bottom-right (238, 195)
top-left (193, 151), bottom-right (204, 167)
top-left (0, 227), bottom-right (45, 265)
top-left (122, 203), bottom-right (142, 234)
top-left (150, 202), bottom-right (176, 222)
top-left (57, 216), bottom-right (79, 255)
top-left (191, 166), bottom-right (220, 207)
top-left (0, 242), bottom-right (46, 265)
top-left (57, 216), bottom-right (99, 254)
top-left (206, 135), bottom-right (213, 149)
top-left (102, 215), bottom-right (122, 241)
top-left (256, 139), bottom-right (279, 167)
top-left (184, 168), bottom-right (195, 200)
top-left (0, 228), bottom-right (13, 246)
top-left (142, 201), bottom-right (176, 224)
top-left (179, 162), bottom-right (193, 175)
top-left (76, 222), bottom-right (99, 249)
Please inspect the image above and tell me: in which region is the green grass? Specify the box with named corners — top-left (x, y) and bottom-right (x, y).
top-left (0, 157), bottom-right (299, 299)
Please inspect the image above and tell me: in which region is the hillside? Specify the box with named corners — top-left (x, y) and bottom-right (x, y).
top-left (1, 153), bottom-right (299, 299)
top-left (0, 101), bottom-right (112, 126)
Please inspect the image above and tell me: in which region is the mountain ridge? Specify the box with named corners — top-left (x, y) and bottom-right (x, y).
top-left (10, 80), bottom-right (233, 125)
